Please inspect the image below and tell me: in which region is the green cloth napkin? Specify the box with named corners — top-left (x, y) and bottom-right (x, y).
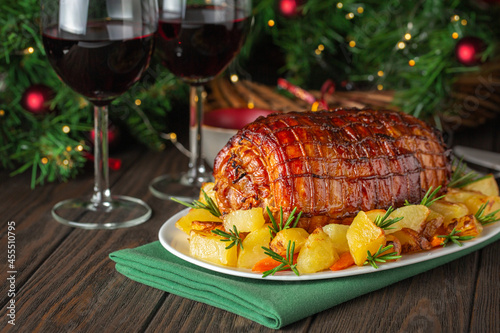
top-left (110, 234), bottom-right (499, 330)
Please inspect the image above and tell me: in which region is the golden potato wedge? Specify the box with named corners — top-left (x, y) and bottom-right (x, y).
top-left (444, 188), bottom-right (481, 204)
top-left (346, 211), bottom-right (386, 266)
top-left (270, 228), bottom-right (309, 256)
top-left (464, 194), bottom-right (500, 220)
top-left (237, 226), bottom-right (272, 269)
top-left (322, 223), bottom-right (350, 254)
top-left (429, 200), bottom-right (469, 227)
top-left (176, 208), bottom-right (223, 234)
top-left (391, 228), bottom-right (431, 253)
top-left (297, 228), bottom-right (339, 274)
top-left (462, 174), bottom-right (500, 196)
top-left (189, 230), bottom-right (238, 267)
top-left (446, 214), bottom-right (483, 238)
top-left (386, 205), bottom-right (430, 234)
top-left (223, 207), bottom-right (266, 233)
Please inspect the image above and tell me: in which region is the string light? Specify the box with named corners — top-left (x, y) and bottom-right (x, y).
top-left (66, 146), bottom-right (72, 152)
top-left (357, 7), bottom-right (364, 14)
top-left (336, 2), bottom-right (343, 9)
top-left (169, 133), bottom-right (177, 141)
top-left (409, 59), bottom-right (416, 67)
top-left (62, 159), bottom-right (69, 166)
top-left (452, 32), bottom-right (459, 39)
top-left (451, 15), bottom-right (460, 22)
top-left (0, 110), bottom-right (5, 116)
top-left (62, 125), bottom-right (70, 133)
top-left (135, 99), bottom-right (141, 106)
top-left (461, 19), bottom-right (467, 26)
top-left (76, 145), bottom-right (84, 152)
top-left (377, 84), bottom-right (383, 90)
top-left (377, 70), bottom-right (384, 77)
top-left (397, 41), bottom-right (406, 49)
top-left (346, 12), bottom-right (355, 20)
top-left (268, 20), bottom-right (275, 27)
top-left (318, 44), bottom-right (325, 51)
top-left (247, 101), bottom-right (255, 109)
top-left (24, 47), bottom-right (34, 54)
top-left (349, 40), bottom-right (356, 48)
top-left (230, 74), bottom-right (239, 83)
top-left (41, 157), bottom-right (49, 164)
top-left (404, 33), bottom-right (412, 41)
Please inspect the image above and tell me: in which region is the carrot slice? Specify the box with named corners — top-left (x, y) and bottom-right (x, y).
top-left (252, 257), bottom-right (283, 272)
top-left (330, 252), bottom-right (355, 271)
top-left (430, 236), bottom-right (443, 248)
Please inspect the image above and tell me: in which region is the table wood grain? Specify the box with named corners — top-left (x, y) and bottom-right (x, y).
top-left (1, 119), bottom-right (499, 333)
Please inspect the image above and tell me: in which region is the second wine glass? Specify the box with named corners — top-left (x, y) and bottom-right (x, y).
top-left (149, 0), bottom-right (252, 201)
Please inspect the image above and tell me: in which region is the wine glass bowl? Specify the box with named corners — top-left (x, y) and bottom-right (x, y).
top-left (41, 0), bottom-right (158, 229)
top-left (149, 0), bottom-right (252, 201)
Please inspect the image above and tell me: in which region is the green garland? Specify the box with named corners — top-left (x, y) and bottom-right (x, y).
top-left (2, 0), bottom-right (499, 186)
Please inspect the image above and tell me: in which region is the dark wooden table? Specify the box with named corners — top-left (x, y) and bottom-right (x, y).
top-left (1, 118), bottom-right (499, 333)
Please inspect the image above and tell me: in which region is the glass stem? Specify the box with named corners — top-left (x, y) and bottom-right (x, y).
top-left (187, 85), bottom-right (211, 185)
top-left (91, 105), bottom-right (112, 207)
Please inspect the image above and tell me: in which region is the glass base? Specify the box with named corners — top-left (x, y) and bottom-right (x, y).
top-left (52, 195), bottom-right (152, 229)
top-left (149, 173), bottom-right (213, 202)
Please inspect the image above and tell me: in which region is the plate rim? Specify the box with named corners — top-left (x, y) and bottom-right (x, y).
top-left (158, 208), bottom-right (500, 281)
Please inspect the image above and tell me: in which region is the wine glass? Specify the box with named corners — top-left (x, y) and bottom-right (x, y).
top-left (149, 0), bottom-right (252, 201)
top-left (41, 0), bottom-right (158, 229)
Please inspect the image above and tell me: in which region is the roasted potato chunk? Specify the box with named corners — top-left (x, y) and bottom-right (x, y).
top-left (322, 223), bottom-right (350, 254)
top-left (176, 209), bottom-right (223, 234)
top-left (346, 211), bottom-right (386, 266)
top-left (189, 230), bottom-right (238, 267)
top-left (223, 207), bottom-right (266, 233)
top-left (429, 200), bottom-right (469, 227)
top-left (270, 228), bottom-right (309, 256)
top-left (446, 214), bottom-right (483, 238)
top-left (462, 174), bottom-right (499, 196)
top-left (297, 228), bottom-right (339, 274)
top-left (386, 205), bottom-right (430, 234)
top-left (464, 194), bottom-right (500, 220)
top-left (237, 226), bottom-right (272, 269)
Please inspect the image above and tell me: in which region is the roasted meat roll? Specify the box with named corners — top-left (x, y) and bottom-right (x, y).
top-left (213, 109), bottom-right (451, 226)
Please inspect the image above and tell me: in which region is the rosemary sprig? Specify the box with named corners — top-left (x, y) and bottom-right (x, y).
top-left (364, 244), bottom-right (402, 269)
top-left (437, 228), bottom-right (475, 247)
top-left (373, 207), bottom-right (403, 230)
top-left (267, 206), bottom-right (303, 238)
top-left (211, 225), bottom-right (243, 250)
top-left (474, 201), bottom-right (500, 226)
top-left (416, 186), bottom-right (445, 207)
top-left (448, 158), bottom-right (482, 188)
top-left (261, 241), bottom-right (299, 277)
top-left (171, 189), bottom-right (221, 217)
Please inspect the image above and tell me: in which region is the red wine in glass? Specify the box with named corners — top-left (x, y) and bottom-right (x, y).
top-left (149, 1), bottom-right (252, 201)
top-left (43, 20), bottom-right (155, 106)
top-left (156, 6), bottom-right (251, 84)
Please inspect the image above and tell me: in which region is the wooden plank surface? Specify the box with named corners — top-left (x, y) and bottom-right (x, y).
top-left (1, 117), bottom-right (499, 332)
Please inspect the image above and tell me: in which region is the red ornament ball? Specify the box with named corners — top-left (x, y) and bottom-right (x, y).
top-left (20, 84), bottom-right (55, 114)
top-left (455, 36), bottom-right (485, 66)
top-left (278, 0), bottom-right (304, 17)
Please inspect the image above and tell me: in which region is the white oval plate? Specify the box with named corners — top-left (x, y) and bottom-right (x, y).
top-left (159, 208), bottom-right (500, 281)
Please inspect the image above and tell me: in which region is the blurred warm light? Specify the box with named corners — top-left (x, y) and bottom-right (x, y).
top-left (62, 125), bottom-right (70, 133)
top-left (337, 2), bottom-right (343, 9)
top-left (404, 33), bottom-right (412, 40)
top-left (346, 12), bottom-right (354, 19)
top-left (41, 157), bottom-right (49, 164)
top-left (349, 40), bottom-right (356, 47)
top-left (397, 42), bottom-right (406, 49)
top-left (135, 99), bottom-right (141, 106)
top-left (461, 19), bottom-right (467, 26)
top-left (452, 32), bottom-right (459, 39)
top-left (230, 74), bottom-right (239, 82)
top-left (377, 84), bottom-right (383, 90)
top-left (357, 7), bottom-right (364, 14)
top-left (377, 70), bottom-right (384, 77)
top-left (268, 20), bottom-right (275, 27)
top-left (409, 59), bottom-right (416, 66)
